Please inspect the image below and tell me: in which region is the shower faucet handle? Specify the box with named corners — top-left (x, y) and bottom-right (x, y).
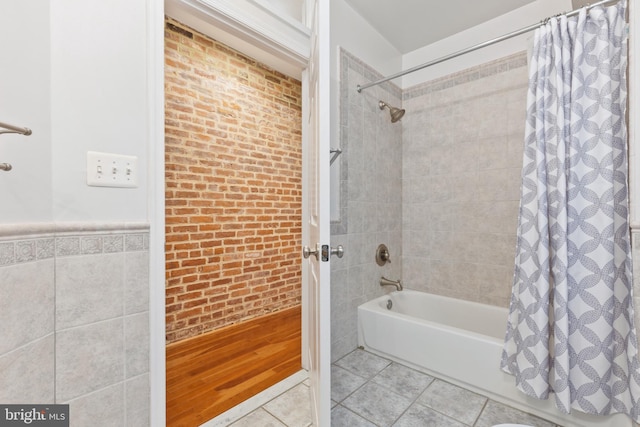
top-left (376, 244), bottom-right (391, 266)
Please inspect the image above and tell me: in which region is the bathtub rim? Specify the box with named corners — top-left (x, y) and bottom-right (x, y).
top-left (360, 289), bottom-right (508, 341)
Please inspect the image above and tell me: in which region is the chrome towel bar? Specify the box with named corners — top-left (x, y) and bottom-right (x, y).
top-left (1, 120), bottom-right (32, 172)
top-left (0, 120), bottom-right (32, 136)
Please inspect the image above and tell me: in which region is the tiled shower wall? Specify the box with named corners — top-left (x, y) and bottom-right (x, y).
top-left (0, 224), bottom-right (150, 426)
top-left (330, 49), bottom-right (403, 362)
top-left (335, 49), bottom-right (640, 354)
top-left (402, 52), bottom-right (528, 308)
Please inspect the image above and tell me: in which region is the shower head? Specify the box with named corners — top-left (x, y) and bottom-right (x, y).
top-left (378, 101), bottom-right (405, 123)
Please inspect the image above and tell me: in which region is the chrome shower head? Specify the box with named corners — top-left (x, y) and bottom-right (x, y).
top-left (378, 101), bottom-right (405, 123)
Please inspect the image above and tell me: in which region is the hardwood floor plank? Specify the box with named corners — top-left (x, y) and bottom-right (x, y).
top-left (166, 306), bottom-right (302, 427)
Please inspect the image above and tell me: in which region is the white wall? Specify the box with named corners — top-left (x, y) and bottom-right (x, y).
top-left (331, 0), bottom-right (402, 80)
top-left (0, 0), bottom-right (151, 224)
top-left (0, 2), bottom-right (159, 425)
top-left (330, 0), bottom-right (403, 141)
top-left (50, 0), bottom-right (149, 222)
top-left (401, 0), bottom-right (573, 88)
top-left (0, 1), bottom-right (52, 223)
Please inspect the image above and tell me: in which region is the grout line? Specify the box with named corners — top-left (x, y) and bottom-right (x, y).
top-left (334, 352), bottom-right (428, 426)
top-left (332, 355), bottom-right (392, 405)
top-left (388, 373), bottom-right (437, 426)
top-left (333, 349), bottom-right (549, 427)
top-left (472, 399), bottom-right (490, 427)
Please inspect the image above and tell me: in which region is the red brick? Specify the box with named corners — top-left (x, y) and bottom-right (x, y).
top-left (165, 17), bottom-right (302, 345)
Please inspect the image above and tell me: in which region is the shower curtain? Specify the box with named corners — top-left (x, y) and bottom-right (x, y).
top-left (500, 0), bottom-right (640, 421)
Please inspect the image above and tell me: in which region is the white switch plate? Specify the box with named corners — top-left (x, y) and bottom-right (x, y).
top-left (87, 151), bottom-right (138, 188)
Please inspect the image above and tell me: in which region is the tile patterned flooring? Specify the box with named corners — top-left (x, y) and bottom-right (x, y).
top-left (204, 349), bottom-right (560, 427)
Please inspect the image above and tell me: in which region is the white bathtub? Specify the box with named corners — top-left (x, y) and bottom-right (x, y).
top-left (357, 290), bottom-right (631, 427)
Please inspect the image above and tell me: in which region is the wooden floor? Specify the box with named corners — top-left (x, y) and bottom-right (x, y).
top-left (166, 306), bottom-right (302, 427)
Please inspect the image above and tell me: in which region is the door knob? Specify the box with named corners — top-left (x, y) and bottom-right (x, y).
top-left (303, 244), bottom-right (319, 260)
top-left (331, 245), bottom-right (344, 258)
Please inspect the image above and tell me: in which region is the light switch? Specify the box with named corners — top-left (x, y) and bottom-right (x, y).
top-left (87, 151), bottom-right (138, 188)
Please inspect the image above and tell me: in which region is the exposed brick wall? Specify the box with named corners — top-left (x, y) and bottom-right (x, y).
top-left (164, 18), bottom-right (303, 344)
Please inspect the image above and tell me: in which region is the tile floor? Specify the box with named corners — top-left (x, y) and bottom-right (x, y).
top-left (204, 349), bottom-right (561, 427)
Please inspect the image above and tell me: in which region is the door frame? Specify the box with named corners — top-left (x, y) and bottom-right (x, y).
top-left (302, 0), bottom-right (332, 423)
top-left (147, 0), bottom-right (166, 425)
top-left (149, 2), bottom-right (313, 425)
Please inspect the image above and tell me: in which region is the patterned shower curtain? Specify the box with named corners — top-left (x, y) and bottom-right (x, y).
top-left (500, 0), bottom-right (640, 421)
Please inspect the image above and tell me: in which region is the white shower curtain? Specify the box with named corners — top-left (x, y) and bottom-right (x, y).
top-left (501, 0), bottom-right (640, 421)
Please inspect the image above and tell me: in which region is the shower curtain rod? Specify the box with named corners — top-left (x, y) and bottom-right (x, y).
top-left (356, 0), bottom-right (621, 93)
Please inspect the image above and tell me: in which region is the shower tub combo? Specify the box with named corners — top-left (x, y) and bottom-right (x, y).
top-left (358, 290), bottom-right (631, 427)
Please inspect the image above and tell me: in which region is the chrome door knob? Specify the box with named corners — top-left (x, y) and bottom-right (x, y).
top-left (303, 244), bottom-right (319, 260)
top-left (330, 245), bottom-right (344, 258)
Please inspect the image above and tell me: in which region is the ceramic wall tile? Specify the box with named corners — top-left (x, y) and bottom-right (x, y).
top-left (401, 52), bottom-right (527, 308)
top-left (125, 250), bottom-right (149, 315)
top-left (55, 253), bottom-right (124, 330)
top-left (0, 259), bottom-right (54, 354)
top-left (125, 374), bottom-right (150, 427)
top-left (2, 225), bottom-right (149, 426)
top-left (125, 312), bottom-right (150, 378)
top-left (0, 334), bottom-right (54, 403)
top-left (65, 382), bottom-right (125, 427)
top-left (56, 318), bottom-right (125, 402)
top-left (332, 49), bottom-right (403, 361)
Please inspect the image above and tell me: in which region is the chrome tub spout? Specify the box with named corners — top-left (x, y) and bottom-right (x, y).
top-left (380, 276), bottom-right (402, 291)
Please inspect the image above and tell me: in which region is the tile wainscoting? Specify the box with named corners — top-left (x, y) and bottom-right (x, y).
top-left (0, 223), bottom-right (150, 426)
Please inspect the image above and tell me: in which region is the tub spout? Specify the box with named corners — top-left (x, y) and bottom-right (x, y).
top-left (380, 276), bottom-right (402, 291)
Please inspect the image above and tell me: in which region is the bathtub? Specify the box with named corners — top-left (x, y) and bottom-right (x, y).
top-left (358, 290), bottom-right (631, 427)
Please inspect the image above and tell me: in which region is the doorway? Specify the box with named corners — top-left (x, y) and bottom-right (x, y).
top-left (163, 17), bottom-right (304, 426)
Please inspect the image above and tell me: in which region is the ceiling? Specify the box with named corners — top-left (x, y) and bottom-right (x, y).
top-left (343, 0), bottom-right (537, 54)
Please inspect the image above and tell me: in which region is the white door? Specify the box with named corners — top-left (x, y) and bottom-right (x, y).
top-left (301, 0), bottom-right (331, 425)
